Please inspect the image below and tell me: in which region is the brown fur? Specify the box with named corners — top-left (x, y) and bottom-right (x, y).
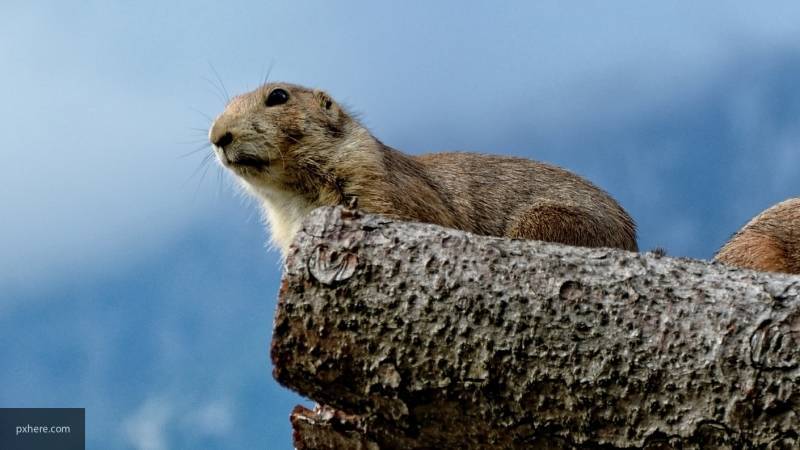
top-left (209, 82), bottom-right (638, 254)
top-left (715, 198), bottom-right (800, 274)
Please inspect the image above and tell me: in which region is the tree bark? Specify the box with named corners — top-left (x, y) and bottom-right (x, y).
top-left (271, 206), bottom-right (800, 449)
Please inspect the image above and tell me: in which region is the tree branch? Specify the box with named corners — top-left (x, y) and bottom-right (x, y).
top-left (272, 206), bottom-right (800, 449)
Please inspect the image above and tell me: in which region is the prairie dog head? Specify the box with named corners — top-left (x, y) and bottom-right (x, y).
top-left (208, 82), bottom-right (352, 191)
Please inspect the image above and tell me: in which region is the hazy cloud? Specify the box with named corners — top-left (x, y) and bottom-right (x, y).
top-left (123, 397), bottom-right (173, 450)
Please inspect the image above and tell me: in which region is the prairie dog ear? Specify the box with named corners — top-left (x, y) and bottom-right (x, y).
top-left (313, 89), bottom-right (344, 129)
top-left (314, 90), bottom-right (341, 114)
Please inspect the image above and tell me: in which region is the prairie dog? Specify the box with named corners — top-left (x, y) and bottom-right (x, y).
top-left (208, 82), bottom-right (638, 255)
top-left (715, 198), bottom-right (800, 274)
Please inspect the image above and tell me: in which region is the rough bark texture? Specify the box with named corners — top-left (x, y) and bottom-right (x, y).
top-left (271, 206), bottom-right (800, 449)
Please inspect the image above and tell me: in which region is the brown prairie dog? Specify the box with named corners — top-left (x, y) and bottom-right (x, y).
top-left (208, 82), bottom-right (638, 256)
top-left (715, 198), bottom-right (800, 274)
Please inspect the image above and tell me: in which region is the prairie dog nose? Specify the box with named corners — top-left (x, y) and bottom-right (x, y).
top-left (214, 131), bottom-right (233, 149)
top-left (209, 122), bottom-right (234, 149)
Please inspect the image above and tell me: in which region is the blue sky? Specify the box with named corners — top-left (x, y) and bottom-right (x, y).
top-left (1, 2), bottom-right (799, 448)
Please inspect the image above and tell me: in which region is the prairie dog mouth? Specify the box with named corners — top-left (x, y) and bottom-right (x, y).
top-left (230, 154), bottom-right (269, 169)
top-left (214, 144), bottom-right (270, 170)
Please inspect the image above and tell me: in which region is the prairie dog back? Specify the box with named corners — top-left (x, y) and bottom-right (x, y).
top-left (715, 198), bottom-right (800, 274)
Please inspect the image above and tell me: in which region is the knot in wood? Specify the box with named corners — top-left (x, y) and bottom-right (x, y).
top-left (308, 244), bottom-right (358, 286)
top-left (559, 280), bottom-right (584, 303)
top-left (750, 311), bottom-right (800, 370)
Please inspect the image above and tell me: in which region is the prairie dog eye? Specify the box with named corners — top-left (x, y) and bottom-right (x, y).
top-left (265, 88), bottom-right (289, 107)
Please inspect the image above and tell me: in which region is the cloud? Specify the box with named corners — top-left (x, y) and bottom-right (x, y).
top-left (181, 400), bottom-right (234, 438)
top-left (122, 397), bottom-right (174, 450)
top-left (122, 396), bottom-right (235, 449)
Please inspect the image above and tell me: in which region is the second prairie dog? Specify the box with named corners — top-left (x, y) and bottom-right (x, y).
top-left (209, 82), bottom-right (638, 255)
top-left (715, 198), bottom-right (800, 274)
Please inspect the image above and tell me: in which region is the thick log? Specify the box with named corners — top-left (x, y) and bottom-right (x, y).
top-left (271, 206), bottom-right (800, 449)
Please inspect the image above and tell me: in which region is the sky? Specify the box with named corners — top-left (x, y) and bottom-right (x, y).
top-left (1, 1), bottom-right (799, 449)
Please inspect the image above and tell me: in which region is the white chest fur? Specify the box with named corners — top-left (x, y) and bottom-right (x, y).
top-left (244, 182), bottom-right (317, 255)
